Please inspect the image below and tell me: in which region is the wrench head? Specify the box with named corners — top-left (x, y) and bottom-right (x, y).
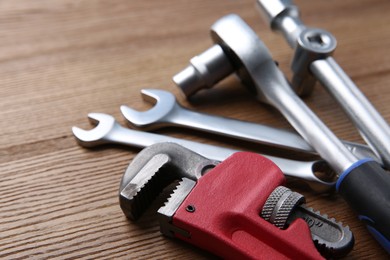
top-left (121, 89), bottom-right (177, 130)
top-left (72, 113), bottom-right (116, 147)
top-left (210, 14), bottom-right (285, 104)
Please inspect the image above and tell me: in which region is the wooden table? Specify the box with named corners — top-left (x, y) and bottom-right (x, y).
top-left (1, 0), bottom-right (389, 259)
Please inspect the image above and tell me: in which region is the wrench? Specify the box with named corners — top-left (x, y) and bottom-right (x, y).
top-left (121, 88), bottom-right (379, 162)
top-left (120, 143), bottom-right (354, 258)
top-left (173, 14), bottom-right (390, 250)
top-left (72, 113), bottom-right (336, 192)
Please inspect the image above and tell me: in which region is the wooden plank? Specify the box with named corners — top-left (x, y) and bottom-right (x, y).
top-left (1, 0), bottom-right (389, 258)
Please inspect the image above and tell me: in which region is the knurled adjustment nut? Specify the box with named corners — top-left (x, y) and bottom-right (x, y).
top-left (261, 186), bottom-right (305, 229)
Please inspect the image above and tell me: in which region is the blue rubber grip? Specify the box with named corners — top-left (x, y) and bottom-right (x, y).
top-left (337, 159), bottom-right (390, 253)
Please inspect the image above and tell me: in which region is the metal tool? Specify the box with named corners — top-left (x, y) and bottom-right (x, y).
top-left (256, 0), bottom-right (390, 170)
top-left (173, 14), bottom-right (390, 251)
top-left (121, 88), bottom-right (379, 162)
top-left (261, 186), bottom-right (353, 258)
top-left (72, 113), bottom-right (336, 192)
top-left (120, 143), bottom-right (354, 258)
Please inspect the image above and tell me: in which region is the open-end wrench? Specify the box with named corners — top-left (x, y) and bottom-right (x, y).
top-left (121, 88), bottom-right (379, 162)
top-left (256, 0), bottom-right (390, 170)
top-left (72, 113), bottom-right (336, 192)
top-left (173, 14), bottom-right (390, 251)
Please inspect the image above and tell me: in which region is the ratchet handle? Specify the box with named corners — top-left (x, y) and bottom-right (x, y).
top-left (336, 159), bottom-right (390, 253)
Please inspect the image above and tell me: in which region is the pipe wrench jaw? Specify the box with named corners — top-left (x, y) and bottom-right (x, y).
top-left (120, 143), bottom-right (354, 258)
top-left (119, 143), bottom-right (218, 221)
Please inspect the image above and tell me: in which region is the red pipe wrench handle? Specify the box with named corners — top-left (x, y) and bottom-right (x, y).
top-left (173, 152), bottom-right (323, 259)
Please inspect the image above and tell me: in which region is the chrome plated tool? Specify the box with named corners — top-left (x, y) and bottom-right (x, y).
top-left (173, 14), bottom-right (390, 251)
top-left (120, 143), bottom-right (354, 258)
top-left (121, 88), bottom-right (379, 162)
top-left (256, 0), bottom-right (390, 170)
top-left (72, 113), bottom-right (336, 192)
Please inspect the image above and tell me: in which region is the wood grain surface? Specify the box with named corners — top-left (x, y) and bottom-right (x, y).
top-left (1, 0), bottom-right (389, 259)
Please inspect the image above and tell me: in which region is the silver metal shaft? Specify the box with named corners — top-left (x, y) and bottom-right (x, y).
top-left (311, 57), bottom-right (390, 167)
top-left (256, 0), bottom-right (303, 48)
top-left (259, 72), bottom-right (357, 173)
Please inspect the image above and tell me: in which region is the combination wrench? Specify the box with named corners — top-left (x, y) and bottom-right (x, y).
top-left (72, 113), bottom-right (336, 192)
top-left (121, 88), bottom-right (379, 162)
top-left (173, 14), bottom-right (390, 250)
top-left (256, 0), bottom-right (390, 170)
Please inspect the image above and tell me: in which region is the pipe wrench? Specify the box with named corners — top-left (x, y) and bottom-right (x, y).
top-left (120, 143), bottom-right (354, 259)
